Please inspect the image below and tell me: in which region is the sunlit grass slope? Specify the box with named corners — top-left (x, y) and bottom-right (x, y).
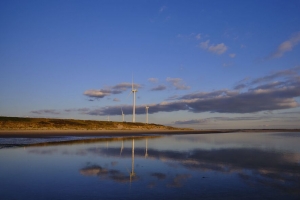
top-left (0, 116), bottom-right (191, 131)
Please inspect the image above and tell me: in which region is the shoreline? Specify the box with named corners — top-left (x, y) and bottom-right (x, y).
top-left (0, 129), bottom-right (299, 138)
top-left (0, 130), bottom-right (193, 138)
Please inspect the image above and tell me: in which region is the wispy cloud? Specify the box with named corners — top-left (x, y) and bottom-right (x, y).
top-left (64, 108), bottom-right (90, 113)
top-left (234, 67), bottom-right (300, 90)
top-left (267, 31), bottom-right (300, 59)
top-left (250, 68), bottom-right (298, 85)
top-left (199, 40), bottom-right (210, 49)
top-left (195, 33), bottom-right (201, 40)
top-left (159, 6), bottom-right (167, 13)
top-left (36, 68), bottom-right (300, 118)
top-left (113, 98), bottom-right (120, 102)
top-left (111, 82), bottom-right (141, 91)
top-left (199, 40), bottom-right (228, 55)
top-left (174, 116), bottom-right (267, 125)
top-left (151, 85), bottom-right (167, 91)
top-left (148, 78), bottom-right (158, 83)
top-left (229, 53), bottom-right (236, 58)
top-left (84, 82), bottom-right (141, 99)
top-left (174, 119), bottom-right (209, 125)
top-left (84, 89), bottom-right (112, 98)
top-left (177, 33), bottom-right (203, 41)
top-left (234, 77), bottom-right (251, 90)
top-left (85, 68), bottom-right (300, 116)
top-left (166, 77), bottom-right (190, 90)
top-left (223, 62), bottom-right (233, 67)
top-left (85, 86), bottom-right (299, 116)
top-left (208, 43), bottom-right (228, 54)
top-left (234, 83), bottom-right (247, 90)
top-left (31, 109), bottom-right (60, 115)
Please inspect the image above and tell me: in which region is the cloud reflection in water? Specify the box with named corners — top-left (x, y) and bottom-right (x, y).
top-left (80, 164), bottom-right (139, 183)
top-left (25, 134), bottom-right (300, 196)
top-left (78, 144), bottom-right (300, 194)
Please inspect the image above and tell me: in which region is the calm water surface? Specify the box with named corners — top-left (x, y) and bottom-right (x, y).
top-left (1, 132), bottom-right (300, 200)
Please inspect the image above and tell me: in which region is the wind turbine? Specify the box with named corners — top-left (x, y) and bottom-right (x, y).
top-left (121, 108), bottom-right (125, 122)
top-left (131, 78), bottom-right (137, 122)
top-left (145, 106), bottom-right (149, 124)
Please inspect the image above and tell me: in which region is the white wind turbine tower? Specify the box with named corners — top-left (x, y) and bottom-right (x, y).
top-left (131, 78), bottom-right (137, 122)
top-left (121, 108), bottom-right (125, 122)
top-left (145, 106), bottom-right (149, 124)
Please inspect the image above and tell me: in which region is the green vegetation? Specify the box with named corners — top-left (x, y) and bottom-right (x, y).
top-left (0, 116), bottom-right (190, 131)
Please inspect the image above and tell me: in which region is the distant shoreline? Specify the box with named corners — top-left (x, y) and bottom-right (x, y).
top-left (0, 129), bottom-right (299, 138)
top-left (1, 117), bottom-right (299, 138)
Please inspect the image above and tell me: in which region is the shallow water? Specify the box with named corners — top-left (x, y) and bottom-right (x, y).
top-left (1, 132), bottom-right (300, 200)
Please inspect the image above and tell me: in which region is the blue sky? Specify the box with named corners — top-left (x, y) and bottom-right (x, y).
top-left (1, 0), bottom-right (300, 129)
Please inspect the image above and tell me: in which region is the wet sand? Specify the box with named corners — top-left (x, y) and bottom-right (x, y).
top-left (1, 129), bottom-right (299, 138)
top-left (0, 129), bottom-right (233, 138)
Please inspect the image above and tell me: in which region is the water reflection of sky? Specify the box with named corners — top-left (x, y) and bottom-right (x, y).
top-left (1, 132), bottom-right (300, 199)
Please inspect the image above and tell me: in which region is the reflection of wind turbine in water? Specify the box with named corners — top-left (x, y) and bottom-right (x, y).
top-left (130, 139), bottom-right (135, 183)
top-left (145, 138), bottom-right (148, 158)
top-left (120, 140), bottom-right (124, 156)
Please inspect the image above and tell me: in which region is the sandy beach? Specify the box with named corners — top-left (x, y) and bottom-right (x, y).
top-left (0, 129), bottom-right (247, 138)
top-left (0, 130), bottom-right (195, 138)
top-left (1, 129), bottom-right (299, 138)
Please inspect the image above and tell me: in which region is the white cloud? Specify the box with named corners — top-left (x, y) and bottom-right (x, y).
top-left (148, 78), bottom-right (158, 83)
top-left (199, 40), bottom-right (228, 55)
top-left (177, 33), bottom-right (202, 40)
top-left (177, 34), bottom-right (183, 38)
top-left (229, 53), bottom-right (236, 58)
top-left (113, 98), bottom-right (120, 102)
top-left (112, 82), bottom-right (141, 91)
top-left (166, 77), bottom-right (190, 90)
top-left (84, 82), bottom-right (142, 100)
top-left (199, 40), bottom-right (210, 49)
top-left (160, 6), bottom-right (167, 13)
top-left (174, 119), bottom-right (209, 125)
top-left (208, 43), bottom-right (227, 54)
top-left (223, 62), bottom-right (233, 67)
top-left (151, 85), bottom-right (167, 91)
top-left (174, 116), bottom-right (269, 125)
top-left (268, 32), bottom-right (300, 59)
top-left (77, 68), bottom-right (300, 117)
top-left (84, 89), bottom-right (111, 98)
top-left (195, 33), bottom-right (201, 40)
top-left (31, 109), bottom-right (60, 115)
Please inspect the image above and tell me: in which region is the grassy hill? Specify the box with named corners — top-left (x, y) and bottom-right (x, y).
top-left (0, 116), bottom-right (191, 131)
